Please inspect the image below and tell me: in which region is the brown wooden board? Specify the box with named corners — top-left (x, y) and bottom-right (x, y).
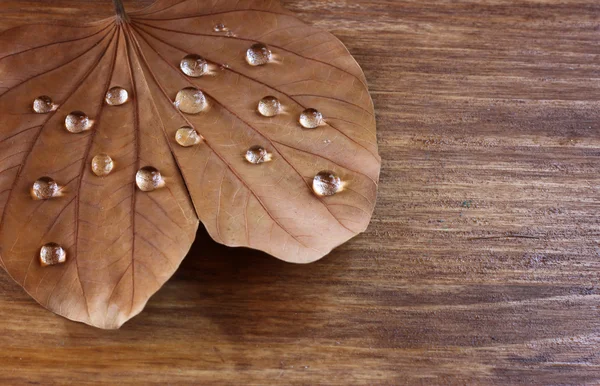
top-left (0, 1), bottom-right (598, 384)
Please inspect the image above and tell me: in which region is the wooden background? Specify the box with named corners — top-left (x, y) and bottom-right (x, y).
top-left (1, 0), bottom-right (599, 384)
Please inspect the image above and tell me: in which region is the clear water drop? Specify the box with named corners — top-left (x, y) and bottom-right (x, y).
top-left (180, 54), bottom-right (209, 77)
top-left (136, 166), bottom-right (164, 192)
top-left (31, 177), bottom-right (60, 200)
top-left (257, 96), bottom-right (281, 117)
top-left (105, 87), bottom-right (129, 106)
top-left (246, 43), bottom-right (272, 66)
top-left (174, 87), bottom-right (208, 114)
top-left (225, 31), bottom-right (237, 38)
top-left (91, 154), bottom-right (114, 176)
top-left (245, 145), bottom-right (272, 164)
top-left (214, 23), bottom-right (227, 32)
top-left (312, 171), bottom-right (342, 197)
top-left (299, 108), bottom-right (324, 129)
top-left (40, 242), bottom-right (67, 267)
top-left (175, 127), bottom-right (203, 147)
top-left (65, 111), bottom-right (93, 133)
top-left (33, 96), bottom-right (58, 114)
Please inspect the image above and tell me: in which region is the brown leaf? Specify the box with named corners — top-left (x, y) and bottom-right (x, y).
top-left (0, 0), bottom-right (380, 329)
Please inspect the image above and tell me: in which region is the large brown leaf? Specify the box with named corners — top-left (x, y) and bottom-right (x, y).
top-left (0, 0), bottom-right (380, 328)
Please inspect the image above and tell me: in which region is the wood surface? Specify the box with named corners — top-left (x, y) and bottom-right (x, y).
top-left (0, 0), bottom-right (599, 384)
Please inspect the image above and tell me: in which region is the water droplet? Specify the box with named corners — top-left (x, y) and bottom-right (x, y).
top-left (105, 86), bottom-right (129, 106)
top-left (65, 111), bottom-right (93, 133)
top-left (33, 95), bottom-right (58, 114)
top-left (312, 171), bottom-right (342, 197)
top-left (220, 64), bottom-right (230, 71)
top-left (323, 139), bottom-right (332, 144)
top-left (39, 242), bottom-right (67, 267)
top-left (245, 145), bottom-right (272, 164)
top-left (246, 43), bottom-right (272, 66)
top-left (180, 54), bottom-right (209, 77)
top-left (214, 23), bottom-right (227, 32)
top-left (174, 87), bottom-right (208, 114)
top-left (299, 108), bottom-right (324, 129)
top-left (91, 154), bottom-right (114, 176)
top-left (31, 177), bottom-right (60, 200)
top-left (257, 96), bottom-right (281, 117)
top-left (136, 166), bottom-right (164, 192)
top-left (175, 127), bottom-right (203, 147)
top-left (225, 31), bottom-right (237, 38)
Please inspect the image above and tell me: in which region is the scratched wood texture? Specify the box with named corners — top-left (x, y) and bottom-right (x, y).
top-left (1, 1), bottom-right (599, 384)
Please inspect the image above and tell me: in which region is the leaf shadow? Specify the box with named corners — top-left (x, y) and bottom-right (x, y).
top-left (165, 224), bottom-right (342, 341)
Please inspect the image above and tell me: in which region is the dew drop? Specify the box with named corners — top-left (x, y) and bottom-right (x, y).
top-left (65, 111), bottom-right (93, 133)
top-left (31, 177), bottom-right (60, 200)
top-left (180, 54), bottom-right (209, 77)
top-left (33, 95), bottom-right (58, 114)
top-left (257, 96), bottom-right (281, 117)
top-left (174, 87), bottom-right (208, 114)
top-left (246, 43), bottom-right (272, 66)
top-left (91, 154), bottom-right (114, 176)
top-left (105, 86), bottom-right (129, 106)
top-left (214, 23), bottom-right (227, 32)
top-left (312, 171), bottom-right (342, 197)
top-left (225, 31), bottom-right (237, 38)
top-left (175, 126), bottom-right (203, 147)
top-left (40, 242), bottom-right (67, 267)
top-left (245, 145), bottom-right (272, 164)
top-left (136, 166), bottom-right (164, 192)
top-left (299, 108), bottom-right (324, 129)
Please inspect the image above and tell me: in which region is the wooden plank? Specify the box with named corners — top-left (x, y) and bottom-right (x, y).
top-left (0, 0), bottom-right (598, 384)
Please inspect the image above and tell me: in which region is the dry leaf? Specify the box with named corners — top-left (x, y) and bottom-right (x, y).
top-left (0, 0), bottom-right (380, 329)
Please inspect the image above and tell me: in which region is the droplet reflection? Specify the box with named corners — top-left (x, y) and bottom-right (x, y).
top-left (180, 54), bottom-right (209, 77)
top-left (245, 145), bottom-right (272, 164)
top-left (214, 23), bottom-right (227, 32)
top-left (31, 177), bottom-right (60, 200)
top-left (312, 171), bottom-right (342, 197)
top-left (105, 87), bottom-right (129, 106)
top-left (175, 127), bottom-right (203, 147)
top-left (136, 166), bottom-right (164, 192)
top-left (246, 43), bottom-right (272, 66)
top-left (299, 108), bottom-right (324, 129)
top-left (65, 111), bottom-right (93, 133)
top-left (40, 243), bottom-right (67, 267)
top-left (33, 96), bottom-right (58, 114)
top-left (258, 96), bottom-right (281, 117)
top-left (91, 154), bottom-right (114, 176)
top-left (174, 87), bottom-right (208, 114)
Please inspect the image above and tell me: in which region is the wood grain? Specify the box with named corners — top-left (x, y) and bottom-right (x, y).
top-left (1, 0), bottom-right (599, 384)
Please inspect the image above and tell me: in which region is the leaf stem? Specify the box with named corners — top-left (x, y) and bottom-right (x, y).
top-left (113, 0), bottom-right (130, 23)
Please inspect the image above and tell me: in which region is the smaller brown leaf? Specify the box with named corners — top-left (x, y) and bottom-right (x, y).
top-left (0, 0), bottom-right (380, 328)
